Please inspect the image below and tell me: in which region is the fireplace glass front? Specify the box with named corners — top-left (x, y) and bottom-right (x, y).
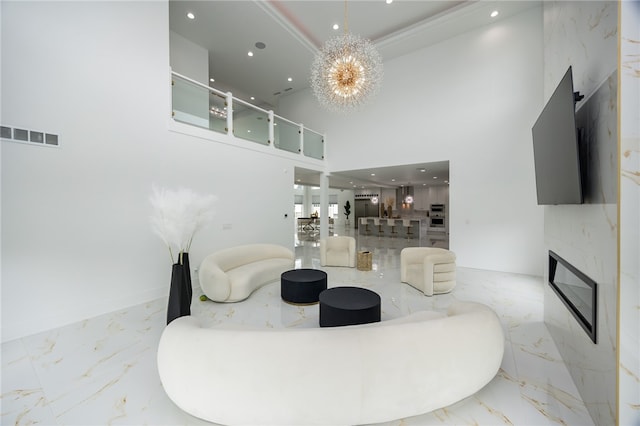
top-left (548, 251), bottom-right (598, 343)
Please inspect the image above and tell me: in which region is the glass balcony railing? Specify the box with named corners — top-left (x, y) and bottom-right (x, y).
top-left (232, 100), bottom-right (270, 145)
top-left (171, 71), bottom-right (324, 161)
top-left (274, 116), bottom-right (300, 154)
top-left (303, 128), bottom-right (324, 160)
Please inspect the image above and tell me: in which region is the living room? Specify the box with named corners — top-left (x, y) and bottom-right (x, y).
top-left (1, 1), bottom-right (637, 425)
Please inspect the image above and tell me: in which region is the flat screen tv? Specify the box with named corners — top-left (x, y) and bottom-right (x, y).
top-left (532, 66), bottom-right (583, 205)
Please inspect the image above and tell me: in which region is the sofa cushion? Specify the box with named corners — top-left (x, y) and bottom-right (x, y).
top-left (225, 258), bottom-right (293, 302)
top-left (326, 248), bottom-right (350, 267)
top-left (434, 271), bottom-right (456, 282)
top-left (211, 244), bottom-right (294, 272)
top-left (434, 262), bottom-right (456, 273)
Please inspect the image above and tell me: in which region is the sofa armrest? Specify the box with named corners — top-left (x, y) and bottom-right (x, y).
top-left (401, 248), bottom-right (425, 281)
top-left (422, 253), bottom-right (455, 296)
top-left (319, 239), bottom-right (328, 266)
top-left (199, 257), bottom-right (231, 302)
top-left (348, 237), bottom-right (356, 267)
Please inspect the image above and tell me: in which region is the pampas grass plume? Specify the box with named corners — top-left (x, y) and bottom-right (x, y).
top-left (150, 185), bottom-right (217, 263)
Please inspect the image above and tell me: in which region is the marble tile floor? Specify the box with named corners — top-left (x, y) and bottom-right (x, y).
top-left (1, 230), bottom-right (595, 425)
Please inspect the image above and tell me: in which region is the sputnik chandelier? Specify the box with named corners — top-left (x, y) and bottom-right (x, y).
top-left (310, 0), bottom-right (383, 112)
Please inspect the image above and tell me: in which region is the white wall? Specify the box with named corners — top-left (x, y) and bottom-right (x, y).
top-left (541, 2), bottom-right (618, 425)
top-left (279, 7), bottom-right (545, 276)
top-left (618, 2), bottom-right (639, 424)
top-left (0, 1), bottom-right (318, 342)
top-left (169, 31), bottom-right (208, 84)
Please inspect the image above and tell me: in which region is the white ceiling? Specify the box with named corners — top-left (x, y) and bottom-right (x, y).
top-left (168, 0), bottom-right (539, 190)
top-left (295, 161), bottom-right (450, 190)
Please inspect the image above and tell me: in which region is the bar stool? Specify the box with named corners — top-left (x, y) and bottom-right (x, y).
top-left (373, 218), bottom-right (384, 237)
top-left (403, 219), bottom-right (414, 239)
top-left (360, 217), bottom-right (371, 235)
top-left (388, 219), bottom-right (398, 238)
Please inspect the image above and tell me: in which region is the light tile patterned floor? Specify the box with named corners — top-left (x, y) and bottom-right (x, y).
top-left (1, 229), bottom-right (594, 425)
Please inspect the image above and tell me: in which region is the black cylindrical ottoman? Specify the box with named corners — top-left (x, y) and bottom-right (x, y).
top-left (319, 286), bottom-right (381, 327)
top-left (281, 269), bottom-right (328, 305)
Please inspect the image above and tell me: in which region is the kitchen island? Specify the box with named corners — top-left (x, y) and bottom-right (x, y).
top-left (358, 217), bottom-right (428, 238)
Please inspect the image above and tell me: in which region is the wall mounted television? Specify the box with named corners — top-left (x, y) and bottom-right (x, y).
top-left (532, 66), bottom-right (583, 205)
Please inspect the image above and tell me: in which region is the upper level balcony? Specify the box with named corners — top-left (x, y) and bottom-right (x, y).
top-left (171, 71), bottom-right (324, 161)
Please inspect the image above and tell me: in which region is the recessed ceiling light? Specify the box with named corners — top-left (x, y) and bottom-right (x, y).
top-left (386, 0), bottom-right (393, 4)
top-left (433, 176), bottom-right (438, 179)
top-left (423, 183), bottom-right (427, 186)
top-left (371, 173), bottom-right (375, 176)
top-left (419, 168), bottom-right (426, 172)
top-left (287, 77), bottom-right (293, 82)
top-left (248, 51), bottom-right (254, 57)
top-left (250, 96), bottom-right (255, 100)
top-left (333, 24), bottom-right (339, 30)
top-left (186, 12), bottom-right (195, 20)
top-left (209, 78), bottom-right (215, 82)
top-left (247, 130), bottom-right (251, 133)
top-left (391, 179), bottom-right (396, 182)
top-left (490, 10), bottom-right (499, 18)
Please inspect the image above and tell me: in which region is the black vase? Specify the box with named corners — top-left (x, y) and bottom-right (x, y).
top-left (167, 263), bottom-right (185, 325)
top-left (181, 252), bottom-right (192, 316)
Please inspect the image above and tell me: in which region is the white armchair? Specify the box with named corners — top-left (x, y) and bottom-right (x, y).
top-left (320, 236), bottom-right (356, 267)
top-left (401, 247), bottom-right (456, 296)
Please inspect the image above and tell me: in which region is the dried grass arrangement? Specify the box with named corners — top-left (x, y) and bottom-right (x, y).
top-left (150, 185), bottom-right (217, 324)
top-left (149, 185), bottom-right (217, 263)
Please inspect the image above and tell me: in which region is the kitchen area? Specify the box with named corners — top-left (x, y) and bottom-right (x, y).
top-left (354, 185), bottom-right (449, 247)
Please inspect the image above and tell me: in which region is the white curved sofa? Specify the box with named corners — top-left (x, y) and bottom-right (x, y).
top-left (157, 301), bottom-right (504, 425)
top-left (198, 243), bottom-right (294, 302)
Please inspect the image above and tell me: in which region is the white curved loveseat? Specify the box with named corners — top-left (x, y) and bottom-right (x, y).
top-left (157, 301), bottom-right (504, 425)
top-left (198, 243), bottom-right (294, 302)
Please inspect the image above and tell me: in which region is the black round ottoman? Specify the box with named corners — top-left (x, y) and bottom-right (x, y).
top-left (319, 286), bottom-right (381, 327)
top-left (281, 269), bottom-right (328, 305)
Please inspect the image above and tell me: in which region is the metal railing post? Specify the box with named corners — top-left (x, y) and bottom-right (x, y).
top-left (299, 124), bottom-right (304, 155)
top-left (226, 92), bottom-right (233, 136)
top-left (268, 110), bottom-right (275, 147)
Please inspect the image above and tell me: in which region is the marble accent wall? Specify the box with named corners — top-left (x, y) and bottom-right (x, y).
top-left (619, 2), bottom-right (640, 424)
top-left (541, 2), bottom-right (618, 425)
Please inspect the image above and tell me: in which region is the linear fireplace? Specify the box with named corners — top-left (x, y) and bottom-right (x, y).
top-left (548, 251), bottom-right (598, 343)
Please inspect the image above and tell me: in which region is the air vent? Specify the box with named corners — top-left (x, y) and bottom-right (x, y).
top-left (284, 87), bottom-right (293, 92)
top-left (273, 91), bottom-right (281, 96)
top-left (1, 125), bottom-right (60, 147)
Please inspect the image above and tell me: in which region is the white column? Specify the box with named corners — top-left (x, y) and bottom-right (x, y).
top-left (303, 185), bottom-right (312, 218)
top-left (320, 172), bottom-right (329, 240)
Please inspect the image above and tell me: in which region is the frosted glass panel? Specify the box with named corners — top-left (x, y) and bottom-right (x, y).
top-left (172, 76), bottom-right (209, 128)
top-left (303, 129), bottom-right (323, 160)
top-left (209, 92), bottom-right (227, 134)
top-left (233, 104), bottom-right (269, 145)
top-left (274, 117), bottom-right (300, 154)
